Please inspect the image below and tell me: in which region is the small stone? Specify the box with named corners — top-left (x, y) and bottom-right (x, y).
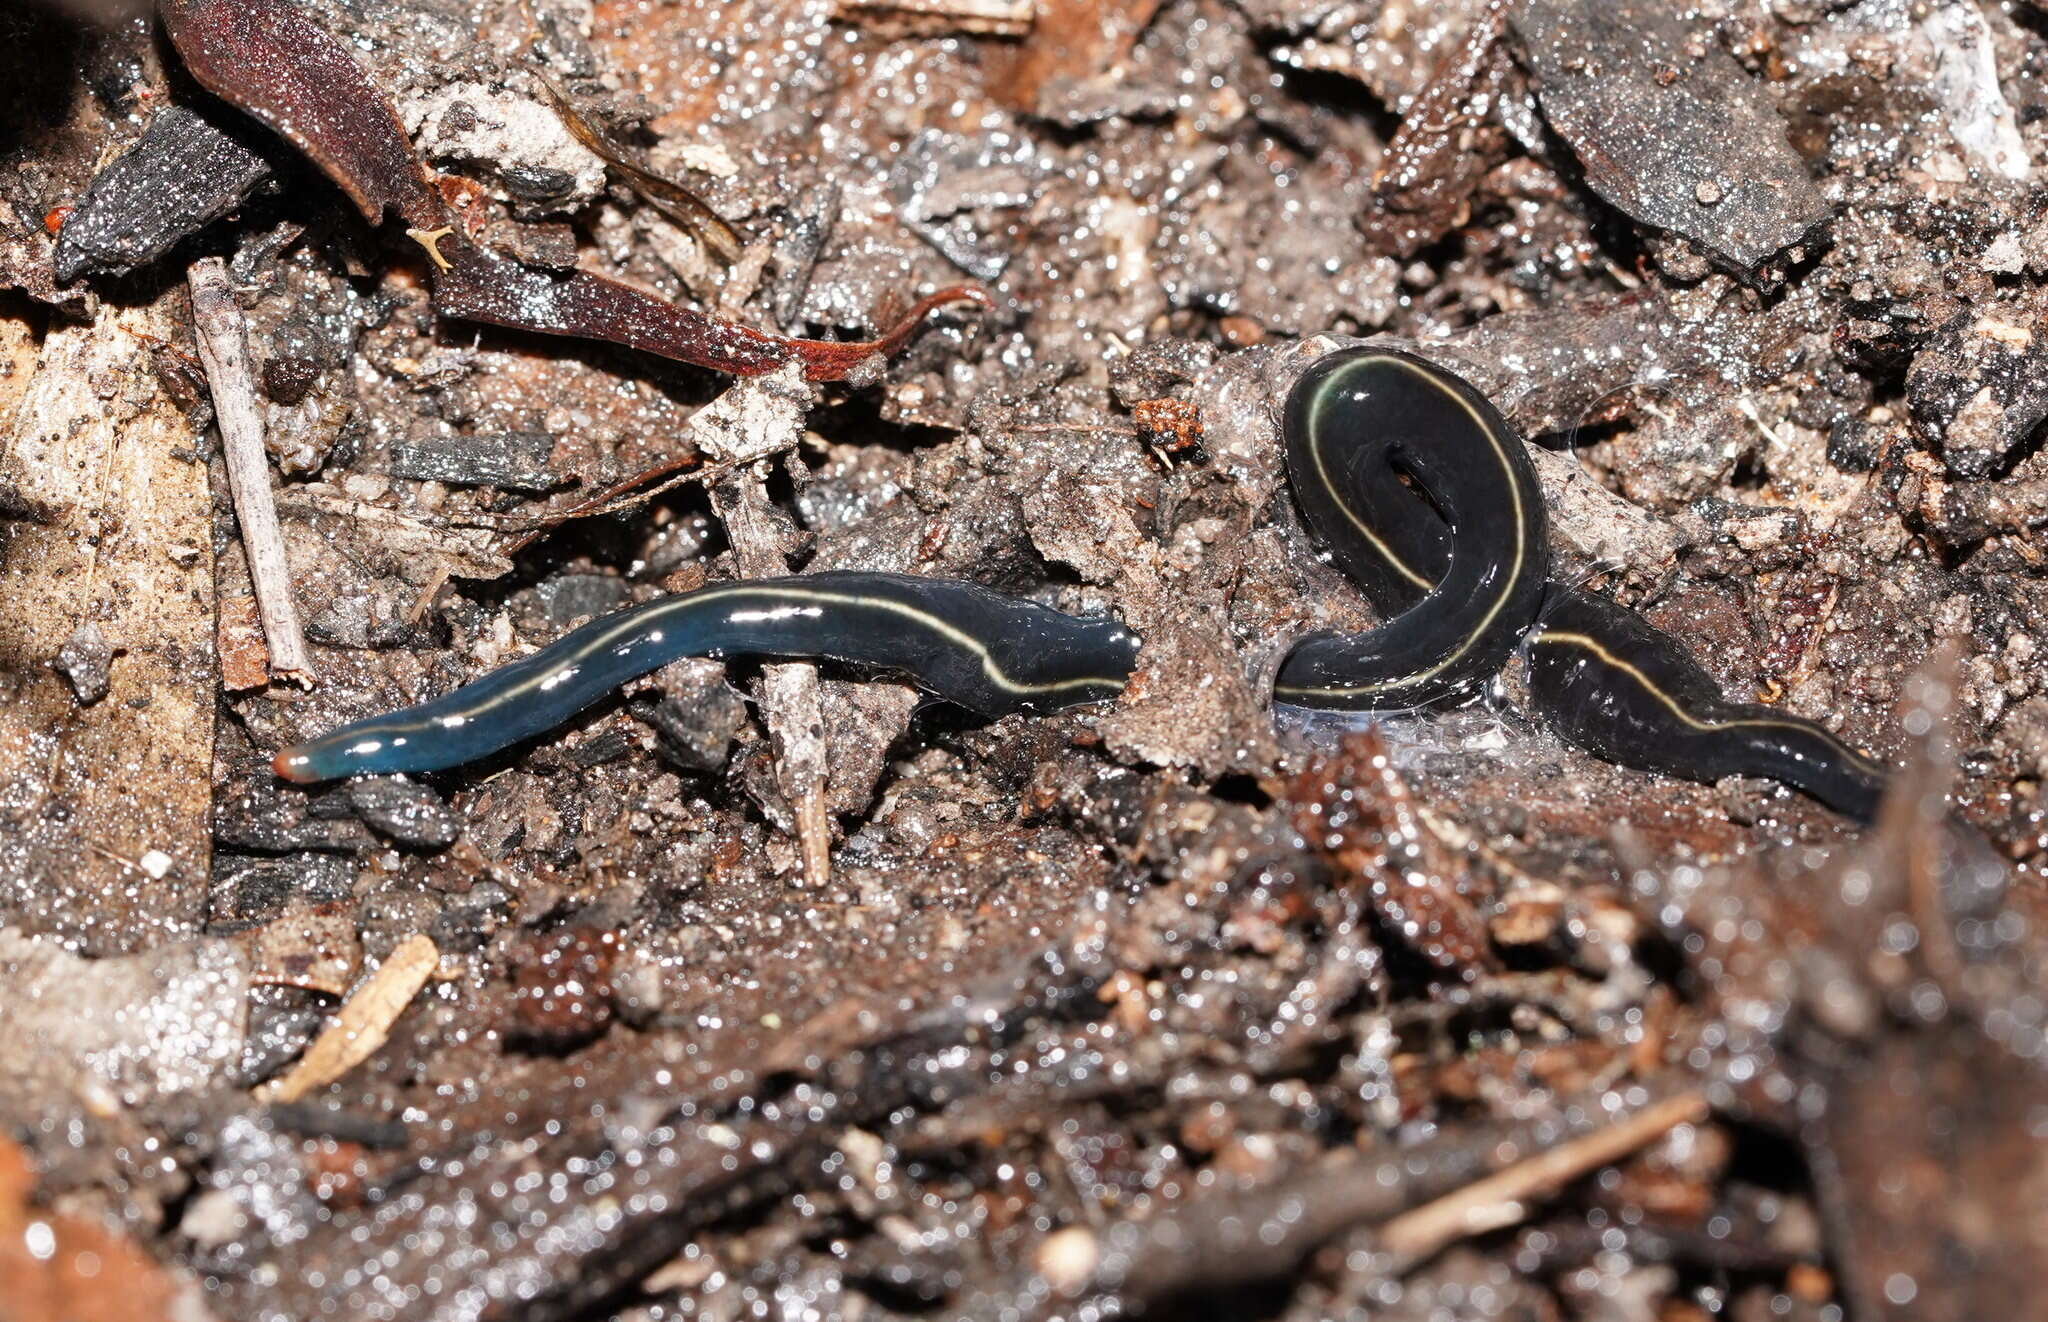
top-left (261, 354), bottom-right (320, 406)
top-left (388, 430), bottom-right (563, 492)
top-left (1217, 314), bottom-right (1265, 347)
top-left (54, 622), bottom-right (114, 704)
top-left (343, 776), bottom-right (460, 849)
top-left (177, 1189), bottom-right (245, 1249)
top-left (1694, 179), bottom-right (1724, 206)
top-left (632, 657), bottom-right (747, 772)
top-left (1034, 1227), bottom-right (1099, 1296)
top-left (509, 926), bottom-right (619, 1047)
top-left (1980, 231), bottom-right (2026, 275)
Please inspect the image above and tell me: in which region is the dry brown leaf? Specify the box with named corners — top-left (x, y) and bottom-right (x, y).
top-left (0, 1136), bottom-right (214, 1322)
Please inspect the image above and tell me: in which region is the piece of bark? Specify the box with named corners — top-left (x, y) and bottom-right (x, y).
top-left (388, 430), bottom-right (565, 491)
top-left (1905, 305), bottom-right (2048, 479)
top-left (698, 366), bottom-right (831, 886)
top-left (889, 127), bottom-right (1038, 280)
top-left (55, 105), bottom-right (275, 283)
top-left (0, 297), bottom-right (216, 953)
top-left (1362, 0), bottom-right (1514, 258)
top-left (229, 897), bottom-right (362, 996)
top-left (1512, 0), bottom-right (1830, 278)
top-left (217, 594), bottom-right (271, 691)
top-left (1024, 467), bottom-right (1278, 778)
top-left (984, 0), bottom-right (1161, 113)
top-left (722, 496), bottom-right (832, 885)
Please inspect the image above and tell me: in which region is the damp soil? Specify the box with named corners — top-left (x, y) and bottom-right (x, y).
top-left (2, 1), bottom-right (2046, 1320)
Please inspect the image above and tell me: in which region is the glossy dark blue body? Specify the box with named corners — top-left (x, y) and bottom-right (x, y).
top-left (276, 346), bottom-right (1888, 822)
top-left (1273, 349), bottom-right (1888, 822)
top-left (275, 573), bottom-right (1138, 782)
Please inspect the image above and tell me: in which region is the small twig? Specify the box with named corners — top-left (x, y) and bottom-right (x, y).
top-left (498, 453), bottom-right (725, 555)
top-left (834, 0), bottom-right (1035, 36)
top-left (1377, 1090), bottom-right (1709, 1266)
top-left (255, 933), bottom-right (441, 1104)
top-left (188, 257), bottom-right (315, 684)
top-left (1009, 1081), bottom-right (1707, 1313)
top-left (1007, 423), bottom-right (1140, 436)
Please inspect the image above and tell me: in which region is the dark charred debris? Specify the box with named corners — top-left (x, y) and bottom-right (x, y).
top-left (2, 2), bottom-right (2047, 1322)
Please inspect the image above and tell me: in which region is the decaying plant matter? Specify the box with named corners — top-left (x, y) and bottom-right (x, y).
top-left (1, 2), bottom-right (2044, 1321)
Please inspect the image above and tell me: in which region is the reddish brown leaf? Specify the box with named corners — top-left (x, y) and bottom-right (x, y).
top-left (0, 1137), bottom-right (209, 1322)
top-left (431, 240), bottom-right (991, 382)
top-left (158, 0), bottom-right (442, 230)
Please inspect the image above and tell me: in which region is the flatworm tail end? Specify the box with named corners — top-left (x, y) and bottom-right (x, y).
top-left (1526, 586), bottom-right (1890, 824)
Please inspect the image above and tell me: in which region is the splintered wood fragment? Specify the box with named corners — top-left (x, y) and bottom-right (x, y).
top-left (188, 257), bottom-right (315, 683)
top-left (216, 595), bottom-right (272, 691)
top-left (835, 0), bottom-right (1035, 35)
top-left (256, 933), bottom-right (440, 1103)
top-left (704, 365), bottom-right (831, 887)
top-left (985, 0), bottom-right (1159, 111)
top-left (760, 655), bottom-right (833, 888)
top-left (1378, 1090), bottom-right (1709, 1264)
top-left (721, 470), bottom-right (833, 888)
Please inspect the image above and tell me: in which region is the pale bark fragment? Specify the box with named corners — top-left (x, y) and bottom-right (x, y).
top-left (255, 933), bottom-right (440, 1104)
top-left (0, 296), bottom-right (215, 951)
top-left (703, 363), bottom-right (831, 887)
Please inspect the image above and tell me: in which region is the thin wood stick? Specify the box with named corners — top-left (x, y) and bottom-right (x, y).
top-left (1377, 1090), bottom-right (1710, 1265)
top-left (835, 0), bottom-right (1034, 35)
top-left (255, 933), bottom-right (440, 1103)
top-left (498, 453), bottom-right (725, 555)
top-left (188, 256), bottom-right (315, 683)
